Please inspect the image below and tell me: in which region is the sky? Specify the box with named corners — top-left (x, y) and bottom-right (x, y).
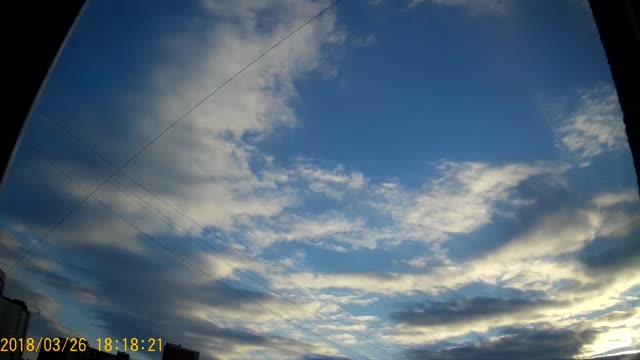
top-left (1, 0), bottom-right (639, 359)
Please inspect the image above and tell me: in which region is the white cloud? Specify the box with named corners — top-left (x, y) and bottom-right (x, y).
top-left (593, 190), bottom-right (639, 208)
top-left (227, 160), bottom-right (567, 252)
top-left (385, 161), bottom-right (566, 239)
top-left (295, 162), bottom-right (366, 199)
top-left (398, 256), bottom-right (430, 268)
top-left (583, 309), bottom-right (640, 358)
top-left (395, 244), bottom-right (452, 268)
top-left (487, 211), bottom-right (638, 263)
top-left (317, 293), bottom-right (380, 307)
top-left (555, 85), bottom-right (628, 161)
top-left (243, 212), bottom-right (365, 250)
top-left (276, 258), bottom-right (588, 296)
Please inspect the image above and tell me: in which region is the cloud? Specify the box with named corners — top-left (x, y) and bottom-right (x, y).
top-left (242, 212), bottom-right (364, 250)
top-left (278, 260), bottom-right (577, 296)
top-left (578, 229), bottom-right (640, 274)
top-left (317, 292), bottom-right (380, 307)
top-left (37, 272), bottom-right (101, 305)
top-left (598, 309), bottom-right (638, 323)
top-left (407, 326), bottom-right (599, 360)
top-left (32, 0), bottom-right (349, 252)
top-left (577, 305), bottom-right (640, 358)
top-left (484, 202), bottom-right (640, 264)
top-left (391, 297), bottom-right (560, 326)
top-left (382, 161), bottom-right (566, 240)
top-left (0, 227), bottom-right (64, 275)
top-left (593, 190), bottom-right (640, 208)
top-left (295, 162), bottom-right (366, 199)
top-left (0, 229), bottom-right (22, 268)
top-left (46, 243), bottom-right (350, 360)
top-left (236, 160), bottom-right (566, 252)
top-left (94, 308), bottom-right (333, 360)
top-left (2, 278), bottom-right (73, 340)
top-left (555, 85), bottom-right (628, 162)
top-left (409, 0), bottom-right (513, 16)
top-left (353, 34), bottom-right (376, 48)
top-left (274, 189), bottom-right (640, 350)
top-left (396, 255), bottom-right (431, 268)
top-left (278, 189), bottom-right (638, 292)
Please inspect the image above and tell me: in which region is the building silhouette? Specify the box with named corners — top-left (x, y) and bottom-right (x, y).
top-left (0, 268), bottom-right (31, 360)
top-left (37, 338), bottom-right (130, 360)
top-left (161, 344), bottom-right (199, 360)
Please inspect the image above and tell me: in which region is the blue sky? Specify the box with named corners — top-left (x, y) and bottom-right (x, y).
top-left (1, 0), bottom-right (639, 359)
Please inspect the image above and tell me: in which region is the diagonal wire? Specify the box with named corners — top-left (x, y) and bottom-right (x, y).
top-left (35, 109), bottom-right (419, 354)
top-left (27, 142), bottom-right (371, 360)
top-left (111, 176), bottom-right (394, 356)
top-left (5, 0), bottom-right (340, 275)
top-left (34, 113), bottom-right (396, 355)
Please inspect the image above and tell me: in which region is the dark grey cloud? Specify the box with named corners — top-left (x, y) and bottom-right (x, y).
top-left (3, 278), bottom-right (72, 340)
top-left (0, 229), bottom-right (22, 268)
top-left (391, 296), bottom-right (558, 326)
top-left (93, 309), bottom-right (273, 348)
top-left (4, 224), bottom-right (327, 358)
top-left (577, 229), bottom-right (640, 273)
top-left (407, 326), bottom-right (599, 360)
top-left (42, 242), bottom-right (323, 359)
top-left (92, 308), bottom-right (318, 360)
top-left (33, 271), bottom-right (100, 305)
top-left (0, 139), bottom-right (109, 231)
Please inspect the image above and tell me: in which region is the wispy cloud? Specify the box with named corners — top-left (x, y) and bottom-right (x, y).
top-left (353, 34), bottom-right (376, 48)
top-left (295, 161), bottom-right (366, 199)
top-left (243, 212), bottom-right (364, 249)
top-left (382, 161), bottom-right (566, 239)
top-left (555, 85), bottom-right (628, 163)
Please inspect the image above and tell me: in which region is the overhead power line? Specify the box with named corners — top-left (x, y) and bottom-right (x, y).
top-left (34, 113), bottom-right (396, 356)
top-left (27, 142), bottom-right (372, 360)
top-left (7, 0), bottom-right (417, 354)
top-left (5, 0), bottom-right (340, 274)
top-left (34, 109), bottom-right (419, 354)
